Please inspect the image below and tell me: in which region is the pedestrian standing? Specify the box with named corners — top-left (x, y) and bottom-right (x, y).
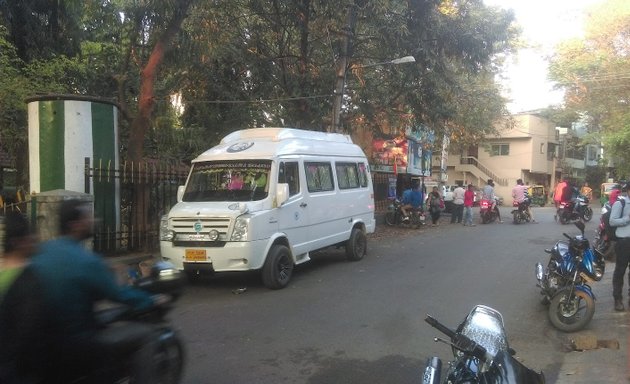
top-left (609, 183), bottom-right (630, 311)
top-left (463, 184), bottom-right (476, 226)
top-left (450, 182), bottom-right (465, 224)
top-left (428, 186), bottom-right (442, 227)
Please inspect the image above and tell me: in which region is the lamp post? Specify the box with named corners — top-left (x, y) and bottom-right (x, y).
top-left (331, 55), bottom-right (416, 133)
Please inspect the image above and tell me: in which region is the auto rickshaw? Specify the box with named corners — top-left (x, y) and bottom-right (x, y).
top-left (600, 182), bottom-right (618, 206)
top-left (527, 185), bottom-right (547, 206)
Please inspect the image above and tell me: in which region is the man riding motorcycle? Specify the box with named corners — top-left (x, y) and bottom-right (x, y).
top-left (30, 199), bottom-right (168, 383)
top-left (482, 179), bottom-right (503, 223)
top-left (512, 179), bottom-right (537, 223)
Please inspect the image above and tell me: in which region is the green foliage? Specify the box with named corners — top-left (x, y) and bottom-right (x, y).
top-left (548, 0), bottom-right (630, 175)
top-left (0, 0), bottom-right (520, 169)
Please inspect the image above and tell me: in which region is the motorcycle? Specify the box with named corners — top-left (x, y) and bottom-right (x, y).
top-left (511, 198), bottom-right (531, 224)
top-left (423, 305), bottom-right (545, 384)
top-left (535, 221), bottom-right (605, 332)
top-left (593, 202), bottom-right (616, 261)
top-left (384, 198), bottom-right (425, 228)
top-left (555, 195), bottom-right (593, 224)
top-left (63, 261), bottom-right (186, 383)
top-left (479, 198), bottom-right (499, 224)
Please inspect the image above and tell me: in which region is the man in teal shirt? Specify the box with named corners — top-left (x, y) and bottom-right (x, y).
top-left (31, 199), bottom-right (158, 382)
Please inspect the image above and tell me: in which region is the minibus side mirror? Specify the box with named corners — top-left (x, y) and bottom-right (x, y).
top-left (177, 186), bottom-right (185, 202)
top-left (276, 183), bottom-right (289, 206)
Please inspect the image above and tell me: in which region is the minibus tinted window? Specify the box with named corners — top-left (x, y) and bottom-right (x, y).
top-left (336, 162), bottom-right (360, 189)
top-left (183, 160), bottom-right (271, 202)
top-left (305, 162), bottom-right (334, 192)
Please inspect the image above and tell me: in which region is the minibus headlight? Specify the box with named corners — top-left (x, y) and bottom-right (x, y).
top-left (160, 215), bottom-right (175, 241)
top-left (231, 217), bottom-right (249, 241)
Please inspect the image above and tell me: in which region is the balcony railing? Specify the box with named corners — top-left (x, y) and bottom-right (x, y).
top-left (459, 157), bottom-right (508, 186)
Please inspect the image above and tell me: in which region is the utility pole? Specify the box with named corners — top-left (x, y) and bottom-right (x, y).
top-left (331, 5), bottom-right (357, 133)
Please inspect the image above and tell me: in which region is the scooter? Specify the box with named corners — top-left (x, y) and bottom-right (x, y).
top-left (536, 221), bottom-right (605, 332)
top-left (423, 305), bottom-right (545, 383)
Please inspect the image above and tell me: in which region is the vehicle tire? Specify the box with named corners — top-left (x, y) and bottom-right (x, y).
top-left (262, 244), bottom-right (294, 289)
top-left (595, 238), bottom-right (616, 261)
top-left (153, 333), bottom-right (185, 384)
top-left (384, 211), bottom-right (397, 226)
top-left (559, 211), bottom-right (569, 225)
top-left (481, 211), bottom-right (488, 224)
top-left (346, 227), bottom-right (367, 261)
top-left (548, 288), bottom-right (595, 332)
top-left (582, 207), bottom-right (593, 222)
top-left (513, 212), bottom-right (519, 224)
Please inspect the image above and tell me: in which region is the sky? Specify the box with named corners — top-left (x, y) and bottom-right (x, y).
top-left (483, 0), bottom-right (606, 113)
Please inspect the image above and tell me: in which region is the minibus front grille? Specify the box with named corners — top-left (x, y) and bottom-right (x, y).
top-left (171, 217), bottom-right (231, 241)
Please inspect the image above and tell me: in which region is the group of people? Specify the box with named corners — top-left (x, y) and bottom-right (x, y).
top-left (0, 200), bottom-right (164, 383)
top-left (399, 180), bottom-right (484, 227)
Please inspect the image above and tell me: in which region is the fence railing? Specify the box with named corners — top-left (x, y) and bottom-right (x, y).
top-left (85, 158), bottom-right (189, 255)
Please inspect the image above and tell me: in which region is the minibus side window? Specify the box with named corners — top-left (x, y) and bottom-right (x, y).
top-left (278, 161), bottom-right (300, 196)
top-left (305, 162), bottom-right (334, 192)
top-left (358, 162), bottom-right (368, 188)
top-left (336, 162), bottom-right (360, 189)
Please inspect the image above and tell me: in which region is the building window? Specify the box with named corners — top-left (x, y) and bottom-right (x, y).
top-left (540, 143), bottom-right (545, 154)
top-left (490, 144), bottom-right (509, 156)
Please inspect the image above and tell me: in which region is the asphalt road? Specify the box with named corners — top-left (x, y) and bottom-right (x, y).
top-left (169, 205), bottom-right (605, 384)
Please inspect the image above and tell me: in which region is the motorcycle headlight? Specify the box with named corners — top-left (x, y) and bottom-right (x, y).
top-left (231, 216), bottom-right (249, 241)
top-left (160, 215), bottom-right (175, 242)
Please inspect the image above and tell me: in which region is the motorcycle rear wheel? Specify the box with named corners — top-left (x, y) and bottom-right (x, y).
top-left (548, 288), bottom-right (595, 332)
top-left (384, 211), bottom-right (397, 226)
top-left (513, 211), bottom-right (520, 224)
top-left (581, 207), bottom-right (593, 222)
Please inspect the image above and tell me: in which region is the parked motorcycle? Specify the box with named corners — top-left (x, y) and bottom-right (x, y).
top-left (479, 198), bottom-right (499, 224)
top-left (65, 261), bottom-right (185, 383)
top-left (384, 198), bottom-right (425, 228)
top-left (423, 305), bottom-right (544, 384)
top-left (511, 198), bottom-right (531, 224)
top-left (555, 195), bottom-right (593, 224)
top-left (535, 221), bottom-right (605, 332)
top-left (593, 202), bottom-right (616, 261)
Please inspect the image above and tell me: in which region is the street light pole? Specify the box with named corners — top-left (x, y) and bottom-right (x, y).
top-left (331, 54), bottom-right (416, 133)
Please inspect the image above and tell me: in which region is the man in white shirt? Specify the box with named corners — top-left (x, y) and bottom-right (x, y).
top-left (450, 182), bottom-right (465, 224)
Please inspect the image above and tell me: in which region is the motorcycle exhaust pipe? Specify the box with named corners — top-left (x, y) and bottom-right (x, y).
top-left (422, 357), bottom-right (442, 384)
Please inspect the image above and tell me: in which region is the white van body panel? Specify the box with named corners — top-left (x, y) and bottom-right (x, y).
top-left (160, 128), bottom-right (375, 281)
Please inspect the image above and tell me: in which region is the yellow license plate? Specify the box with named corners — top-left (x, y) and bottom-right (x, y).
top-left (185, 249), bottom-right (207, 262)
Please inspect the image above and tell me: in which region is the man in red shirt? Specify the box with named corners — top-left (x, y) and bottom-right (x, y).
top-left (463, 184), bottom-right (476, 226)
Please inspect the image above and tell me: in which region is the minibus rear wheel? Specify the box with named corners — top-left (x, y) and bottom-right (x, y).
top-left (346, 228), bottom-right (366, 261)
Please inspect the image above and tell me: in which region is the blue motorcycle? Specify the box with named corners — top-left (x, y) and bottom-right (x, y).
top-left (536, 221), bottom-right (605, 332)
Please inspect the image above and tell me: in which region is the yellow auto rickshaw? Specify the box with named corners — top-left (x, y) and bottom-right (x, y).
top-left (527, 185), bottom-right (547, 207)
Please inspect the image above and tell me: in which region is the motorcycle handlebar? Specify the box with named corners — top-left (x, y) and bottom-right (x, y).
top-left (563, 233), bottom-right (571, 240)
top-left (425, 315), bottom-right (488, 362)
top-left (425, 315), bottom-right (456, 339)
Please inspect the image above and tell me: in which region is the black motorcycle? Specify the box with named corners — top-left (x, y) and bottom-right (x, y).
top-left (594, 202), bottom-right (617, 261)
top-left (556, 195), bottom-right (593, 224)
top-left (66, 261), bottom-right (186, 383)
top-left (384, 198), bottom-right (425, 228)
top-left (423, 305), bottom-right (544, 384)
top-left (511, 198), bottom-right (531, 224)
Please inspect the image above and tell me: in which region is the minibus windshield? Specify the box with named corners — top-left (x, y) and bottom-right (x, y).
top-left (183, 160), bottom-right (271, 202)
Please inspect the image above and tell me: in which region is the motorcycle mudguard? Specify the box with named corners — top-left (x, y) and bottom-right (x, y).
top-left (574, 284), bottom-right (596, 300)
top-left (481, 351), bottom-right (545, 384)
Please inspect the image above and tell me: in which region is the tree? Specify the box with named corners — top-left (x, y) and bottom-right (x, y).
top-left (548, 0), bottom-right (630, 176)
